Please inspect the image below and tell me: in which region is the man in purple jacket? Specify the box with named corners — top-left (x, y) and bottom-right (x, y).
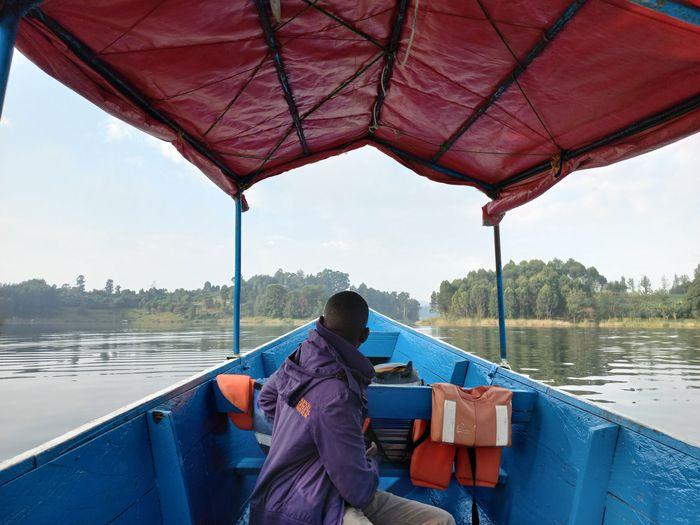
top-left (249, 291), bottom-right (455, 525)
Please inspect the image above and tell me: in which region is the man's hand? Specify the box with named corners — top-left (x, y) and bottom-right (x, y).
top-left (365, 441), bottom-right (379, 459)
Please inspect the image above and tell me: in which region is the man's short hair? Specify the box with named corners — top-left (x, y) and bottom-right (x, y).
top-left (323, 291), bottom-right (369, 341)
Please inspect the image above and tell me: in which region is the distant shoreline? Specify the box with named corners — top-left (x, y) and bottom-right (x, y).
top-left (0, 312), bottom-right (311, 330)
top-left (4, 312), bottom-right (698, 331)
top-left (418, 316), bottom-right (700, 329)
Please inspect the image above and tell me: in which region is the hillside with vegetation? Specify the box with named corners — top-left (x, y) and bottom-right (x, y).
top-left (0, 269), bottom-right (421, 326)
top-left (430, 259), bottom-right (700, 324)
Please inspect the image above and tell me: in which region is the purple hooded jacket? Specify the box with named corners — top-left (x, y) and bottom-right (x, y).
top-left (249, 319), bottom-right (378, 525)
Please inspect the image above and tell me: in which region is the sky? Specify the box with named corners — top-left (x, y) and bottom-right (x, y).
top-left (1, 52), bottom-right (699, 302)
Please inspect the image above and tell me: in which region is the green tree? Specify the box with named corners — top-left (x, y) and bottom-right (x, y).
top-left (219, 285), bottom-right (229, 311)
top-left (451, 287), bottom-right (469, 317)
top-left (686, 265), bottom-right (700, 318)
top-left (640, 275), bottom-right (652, 294)
top-left (535, 284), bottom-right (557, 319)
top-left (284, 292), bottom-right (305, 318)
top-left (468, 283), bottom-right (490, 318)
top-left (671, 274), bottom-right (691, 295)
top-left (314, 269), bottom-right (350, 294)
top-left (437, 281), bottom-right (457, 315)
top-left (257, 284), bottom-right (288, 318)
top-left (76, 275), bottom-right (85, 293)
top-left (565, 289), bottom-right (588, 323)
top-left (104, 279), bottom-right (114, 295)
top-left (430, 291), bottom-right (438, 312)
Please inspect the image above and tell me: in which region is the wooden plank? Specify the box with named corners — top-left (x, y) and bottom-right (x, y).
top-left (567, 423), bottom-right (619, 525)
top-left (109, 486), bottom-right (161, 525)
top-left (213, 380), bottom-right (535, 423)
top-left (234, 457), bottom-right (507, 485)
top-left (606, 428), bottom-right (700, 524)
top-left (449, 360), bottom-right (470, 386)
top-left (147, 409), bottom-right (193, 525)
top-left (393, 331), bottom-right (468, 383)
top-left (0, 417), bottom-right (156, 524)
top-left (260, 330), bottom-right (312, 374)
top-left (234, 457), bottom-right (266, 475)
top-left (359, 331), bottom-right (400, 358)
top-left (260, 330), bottom-right (399, 373)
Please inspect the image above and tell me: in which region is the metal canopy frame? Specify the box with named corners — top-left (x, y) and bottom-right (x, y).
top-left (253, 0), bottom-right (310, 156)
top-left (373, 138), bottom-right (497, 195)
top-left (232, 195), bottom-right (243, 356)
top-left (2, 0), bottom-right (699, 362)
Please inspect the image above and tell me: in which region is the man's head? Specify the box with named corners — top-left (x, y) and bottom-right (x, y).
top-left (320, 291), bottom-right (370, 347)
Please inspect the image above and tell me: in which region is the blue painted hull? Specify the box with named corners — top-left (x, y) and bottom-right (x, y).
top-left (1, 311), bottom-right (698, 524)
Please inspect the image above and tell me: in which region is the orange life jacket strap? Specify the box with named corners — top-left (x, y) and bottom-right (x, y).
top-left (362, 417), bottom-right (371, 434)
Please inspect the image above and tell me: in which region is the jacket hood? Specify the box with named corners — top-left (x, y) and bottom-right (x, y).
top-left (277, 319), bottom-right (375, 407)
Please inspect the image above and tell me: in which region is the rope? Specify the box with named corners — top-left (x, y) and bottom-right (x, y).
top-left (398, 0), bottom-right (419, 67)
top-left (270, 0), bottom-right (282, 24)
top-left (550, 150), bottom-right (565, 178)
top-left (370, 0), bottom-right (419, 132)
top-left (369, 60), bottom-right (390, 133)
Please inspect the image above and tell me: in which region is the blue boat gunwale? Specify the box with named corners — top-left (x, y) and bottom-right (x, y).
top-left (1, 310), bottom-right (697, 489)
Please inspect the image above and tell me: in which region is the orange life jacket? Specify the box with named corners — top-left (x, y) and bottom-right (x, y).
top-left (430, 384), bottom-right (512, 447)
top-left (455, 446), bottom-right (502, 488)
top-left (410, 384), bottom-right (512, 491)
top-left (216, 374), bottom-right (255, 430)
top-left (409, 419), bottom-right (456, 490)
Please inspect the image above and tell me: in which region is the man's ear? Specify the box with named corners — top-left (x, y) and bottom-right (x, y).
top-left (358, 327), bottom-right (370, 345)
top-left (319, 315), bottom-right (325, 326)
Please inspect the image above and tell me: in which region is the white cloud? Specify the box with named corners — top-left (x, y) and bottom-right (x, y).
top-left (321, 240), bottom-right (350, 250)
top-left (102, 116), bottom-right (134, 141)
top-left (101, 116), bottom-right (199, 175)
top-left (0, 115), bottom-right (11, 128)
top-left (13, 51), bottom-right (31, 67)
top-left (144, 135), bottom-right (186, 165)
top-left (125, 155), bottom-right (145, 166)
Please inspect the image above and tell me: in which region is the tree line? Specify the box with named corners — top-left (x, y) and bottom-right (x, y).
top-left (430, 259), bottom-right (700, 322)
top-left (0, 269), bottom-right (421, 323)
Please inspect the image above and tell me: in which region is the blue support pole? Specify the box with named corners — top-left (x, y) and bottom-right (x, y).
top-left (232, 195), bottom-right (243, 356)
top-left (0, 4), bottom-right (21, 119)
top-left (493, 224), bottom-right (508, 364)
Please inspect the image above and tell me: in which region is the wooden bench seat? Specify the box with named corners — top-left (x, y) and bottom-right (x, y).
top-left (213, 381), bottom-right (537, 424)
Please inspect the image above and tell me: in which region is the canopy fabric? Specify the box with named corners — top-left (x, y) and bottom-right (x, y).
top-left (11, 0), bottom-right (700, 223)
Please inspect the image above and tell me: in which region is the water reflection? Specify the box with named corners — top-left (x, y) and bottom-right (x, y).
top-left (0, 325), bottom-right (698, 461)
top-left (0, 325), bottom-right (298, 460)
top-left (423, 326), bottom-right (700, 445)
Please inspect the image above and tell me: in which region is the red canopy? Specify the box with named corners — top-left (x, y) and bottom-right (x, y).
top-left (12, 0), bottom-right (700, 223)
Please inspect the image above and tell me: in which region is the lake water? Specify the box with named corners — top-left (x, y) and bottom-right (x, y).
top-left (0, 324), bottom-right (698, 461)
